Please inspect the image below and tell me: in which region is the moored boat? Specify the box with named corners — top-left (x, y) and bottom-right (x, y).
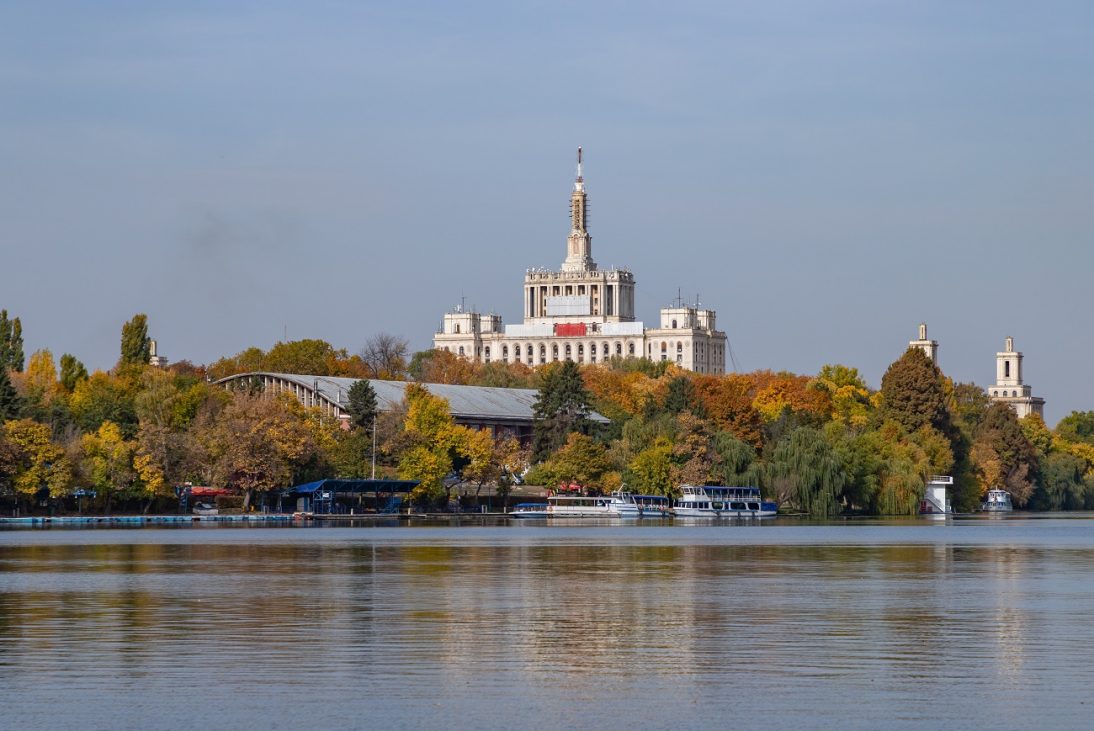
top-left (509, 502), bottom-right (549, 518)
top-left (980, 489), bottom-right (1013, 512)
top-left (672, 485), bottom-right (777, 518)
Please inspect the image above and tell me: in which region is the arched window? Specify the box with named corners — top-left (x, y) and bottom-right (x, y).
top-left (458, 346), bottom-right (465, 356)
top-left (515, 344), bottom-right (521, 357)
top-left (672, 319), bottom-right (677, 329)
top-left (629, 343), bottom-right (635, 356)
top-left (565, 344), bottom-right (572, 358)
top-left (602, 342), bottom-right (609, 355)
top-left (455, 324), bottom-right (460, 334)
top-left (1012, 390), bottom-right (1018, 397)
top-left (677, 341), bottom-right (683, 352)
top-left (577, 344), bottom-right (584, 355)
top-left (615, 342), bottom-right (622, 355)
top-left (484, 346), bottom-right (490, 361)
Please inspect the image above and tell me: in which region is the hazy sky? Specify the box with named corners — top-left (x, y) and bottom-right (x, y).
top-left (2, 1), bottom-right (1091, 424)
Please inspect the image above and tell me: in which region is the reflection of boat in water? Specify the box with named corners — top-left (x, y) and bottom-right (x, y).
top-left (672, 485), bottom-right (777, 518)
top-left (980, 489), bottom-right (1013, 512)
top-left (919, 475), bottom-right (953, 516)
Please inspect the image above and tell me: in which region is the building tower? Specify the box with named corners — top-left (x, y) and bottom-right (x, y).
top-left (909, 322), bottom-right (939, 366)
top-left (988, 336), bottom-right (1045, 419)
top-left (562, 147), bottom-right (594, 273)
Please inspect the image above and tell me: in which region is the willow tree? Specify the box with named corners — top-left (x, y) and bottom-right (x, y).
top-left (765, 427), bottom-right (846, 517)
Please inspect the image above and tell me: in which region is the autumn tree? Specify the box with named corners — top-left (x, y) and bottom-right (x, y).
top-left (971, 403), bottom-right (1039, 506)
top-left (70, 371), bottom-right (138, 436)
top-left (811, 364), bottom-right (874, 426)
top-left (3, 419), bottom-right (73, 510)
top-left (119, 314), bottom-right (151, 366)
top-left (394, 384), bottom-right (491, 506)
top-left (532, 361), bottom-right (594, 461)
top-left (206, 393), bottom-right (316, 511)
top-left (531, 432), bottom-right (612, 492)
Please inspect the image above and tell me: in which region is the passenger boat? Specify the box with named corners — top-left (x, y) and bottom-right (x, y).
top-left (672, 485), bottom-right (777, 518)
top-left (980, 489), bottom-right (1013, 512)
top-left (544, 494), bottom-right (618, 518)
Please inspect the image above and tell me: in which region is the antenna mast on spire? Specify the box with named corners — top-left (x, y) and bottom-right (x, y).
top-left (576, 146), bottom-right (583, 181)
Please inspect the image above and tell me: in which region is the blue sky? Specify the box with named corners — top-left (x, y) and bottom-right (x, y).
top-left (2, 1), bottom-right (1091, 424)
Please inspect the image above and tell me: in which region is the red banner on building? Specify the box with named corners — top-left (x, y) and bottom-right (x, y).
top-left (554, 323), bottom-right (587, 337)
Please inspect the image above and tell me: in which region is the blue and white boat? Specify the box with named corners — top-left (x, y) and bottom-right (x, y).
top-left (509, 502), bottom-right (549, 518)
top-left (607, 491), bottom-right (671, 518)
top-left (672, 485), bottom-right (777, 518)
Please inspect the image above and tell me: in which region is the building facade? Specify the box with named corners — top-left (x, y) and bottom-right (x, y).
top-left (988, 336), bottom-right (1045, 419)
top-left (433, 149), bottom-right (728, 373)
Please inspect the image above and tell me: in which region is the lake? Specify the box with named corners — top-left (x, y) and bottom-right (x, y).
top-left (2, 516), bottom-right (1093, 730)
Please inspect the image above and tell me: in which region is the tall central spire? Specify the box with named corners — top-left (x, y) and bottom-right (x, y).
top-left (562, 146), bottom-right (595, 272)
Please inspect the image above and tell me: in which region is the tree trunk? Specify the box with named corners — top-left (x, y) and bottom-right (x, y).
top-left (242, 488), bottom-right (253, 512)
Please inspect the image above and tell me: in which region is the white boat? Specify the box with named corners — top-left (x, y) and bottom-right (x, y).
top-left (545, 494), bottom-right (618, 517)
top-left (672, 485), bottom-right (777, 518)
top-left (980, 489), bottom-right (1013, 512)
top-left (509, 503), bottom-right (549, 518)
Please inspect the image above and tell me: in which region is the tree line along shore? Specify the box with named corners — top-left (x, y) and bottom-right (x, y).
top-left (1, 310), bottom-right (1092, 516)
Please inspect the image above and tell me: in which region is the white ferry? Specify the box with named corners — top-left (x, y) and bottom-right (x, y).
top-left (608, 491), bottom-right (672, 518)
top-left (980, 488), bottom-right (1013, 512)
top-left (672, 485), bottom-right (777, 518)
top-left (510, 495), bottom-right (618, 518)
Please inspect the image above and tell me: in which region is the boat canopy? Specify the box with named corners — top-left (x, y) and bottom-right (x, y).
top-left (284, 479), bottom-right (420, 496)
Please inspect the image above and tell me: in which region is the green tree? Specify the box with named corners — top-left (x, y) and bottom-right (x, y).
top-left (812, 364), bottom-right (874, 426)
top-left (59, 354), bottom-right (89, 392)
top-left (346, 380), bottom-right (379, 430)
top-left (626, 438), bottom-right (674, 496)
top-left (536, 432), bottom-right (612, 492)
top-left (1031, 452), bottom-right (1088, 511)
top-left (766, 427), bottom-right (847, 517)
top-left (663, 376), bottom-right (695, 415)
top-left (880, 348), bottom-right (950, 435)
top-left (0, 310), bottom-right (24, 372)
top-left (70, 372), bottom-right (138, 436)
top-left (710, 431), bottom-right (760, 486)
top-left (119, 314), bottom-right (151, 366)
top-left (0, 366), bottom-right (21, 421)
top-left (532, 361), bottom-right (593, 461)
top-left (1056, 411), bottom-right (1094, 444)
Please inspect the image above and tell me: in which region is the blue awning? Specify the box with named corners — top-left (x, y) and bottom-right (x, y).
top-left (285, 479), bottom-right (419, 496)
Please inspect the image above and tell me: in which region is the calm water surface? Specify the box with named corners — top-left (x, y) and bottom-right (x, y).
top-left (2, 516), bottom-right (1093, 730)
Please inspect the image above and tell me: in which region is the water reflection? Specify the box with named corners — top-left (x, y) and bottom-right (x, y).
top-left (1, 526), bottom-right (1093, 730)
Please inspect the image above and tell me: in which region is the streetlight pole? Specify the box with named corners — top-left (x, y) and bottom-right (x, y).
top-left (371, 414), bottom-right (377, 480)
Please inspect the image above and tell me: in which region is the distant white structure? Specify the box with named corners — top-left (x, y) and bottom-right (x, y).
top-left (149, 339), bottom-right (167, 368)
top-left (988, 336), bottom-right (1044, 419)
top-left (908, 322), bottom-right (939, 366)
top-left (432, 149), bottom-right (728, 373)
top-left (919, 475), bottom-right (953, 516)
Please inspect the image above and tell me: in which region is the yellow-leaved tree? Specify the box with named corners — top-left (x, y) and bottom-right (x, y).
top-left (2, 419), bottom-right (73, 510)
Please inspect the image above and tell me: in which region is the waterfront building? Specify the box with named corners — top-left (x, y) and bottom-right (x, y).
top-left (987, 336), bottom-right (1045, 419)
top-left (432, 149), bottom-right (728, 373)
top-left (909, 322), bottom-right (939, 366)
top-left (213, 371), bottom-right (607, 445)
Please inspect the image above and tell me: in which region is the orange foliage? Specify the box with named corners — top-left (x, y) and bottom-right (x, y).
top-left (689, 373), bottom-right (764, 448)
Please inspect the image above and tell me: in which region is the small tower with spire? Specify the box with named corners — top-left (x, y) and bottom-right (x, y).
top-left (909, 322), bottom-right (939, 366)
top-left (562, 147), bottom-right (595, 272)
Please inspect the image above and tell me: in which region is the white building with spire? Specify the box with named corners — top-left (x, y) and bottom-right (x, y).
top-left (909, 322), bottom-right (939, 365)
top-left (988, 336), bottom-right (1045, 419)
top-left (432, 149), bottom-right (728, 373)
